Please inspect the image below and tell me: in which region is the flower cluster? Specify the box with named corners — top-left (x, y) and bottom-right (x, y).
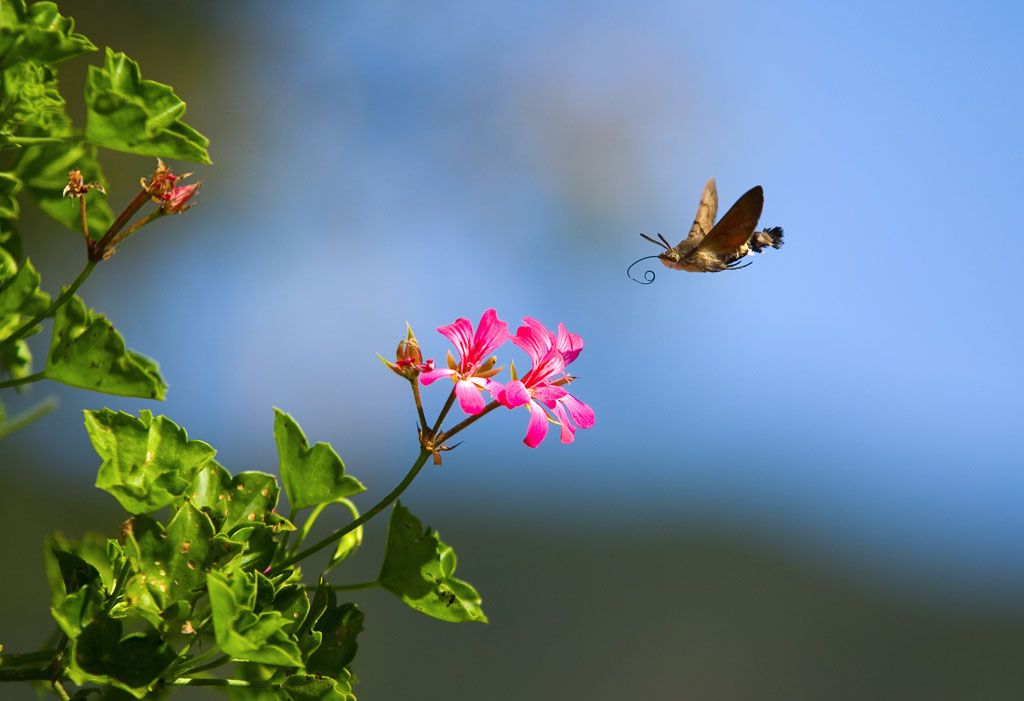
top-left (391, 309), bottom-right (594, 450)
top-left (68, 158), bottom-right (203, 262)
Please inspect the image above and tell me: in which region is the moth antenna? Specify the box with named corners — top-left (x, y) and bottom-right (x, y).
top-left (639, 232), bottom-right (669, 250)
top-left (658, 233), bottom-right (672, 248)
top-left (626, 255), bottom-right (661, 284)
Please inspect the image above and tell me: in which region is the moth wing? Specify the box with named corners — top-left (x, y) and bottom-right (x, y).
top-left (698, 185), bottom-right (763, 255)
top-left (694, 177), bottom-right (718, 237)
top-left (677, 177), bottom-right (718, 247)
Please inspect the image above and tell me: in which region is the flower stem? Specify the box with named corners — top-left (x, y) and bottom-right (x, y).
top-left (0, 259), bottom-right (97, 352)
top-left (0, 650), bottom-right (59, 681)
top-left (176, 653), bottom-right (231, 677)
top-left (319, 581), bottom-right (378, 592)
top-left (78, 196), bottom-right (88, 241)
top-left (0, 396), bottom-right (57, 438)
top-left (430, 389), bottom-right (458, 437)
top-left (89, 189), bottom-right (151, 261)
top-left (410, 379), bottom-right (428, 434)
top-left (0, 371), bottom-right (45, 390)
top-left (438, 400), bottom-right (502, 443)
top-left (171, 678), bottom-right (272, 688)
top-left (269, 449), bottom-right (432, 573)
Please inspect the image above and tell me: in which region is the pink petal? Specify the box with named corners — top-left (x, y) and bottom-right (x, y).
top-left (419, 368), bottom-right (455, 385)
top-left (481, 377), bottom-right (505, 401)
top-left (555, 322), bottom-right (584, 365)
top-left (531, 383), bottom-right (567, 408)
top-left (510, 322), bottom-right (550, 366)
top-left (455, 379), bottom-right (487, 414)
top-left (523, 400), bottom-right (550, 448)
top-left (560, 393), bottom-right (595, 428)
top-left (523, 317), bottom-right (555, 346)
top-left (437, 317), bottom-right (475, 367)
top-left (552, 402), bottom-right (577, 444)
top-left (469, 309), bottom-right (509, 364)
top-left (499, 380), bottom-right (530, 408)
top-left (522, 346), bottom-right (565, 387)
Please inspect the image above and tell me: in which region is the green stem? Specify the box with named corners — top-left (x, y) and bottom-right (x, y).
top-left (0, 650), bottom-right (58, 682)
top-left (0, 396), bottom-right (58, 438)
top-left (177, 653), bottom-right (231, 677)
top-left (430, 388), bottom-right (458, 436)
top-left (0, 371), bottom-right (45, 390)
top-left (0, 259), bottom-right (98, 352)
top-left (326, 581), bottom-right (379, 592)
top-left (270, 449), bottom-right (432, 574)
top-left (171, 678), bottom-right (274, 688)
top-left (410, 378), bottom-right (429, 433)
top-left (5, 136), bottom-right (64, 146)
top-left (438, 400), bottom-right (502, 443)
top-left (52, 681), bottom-right (71, 701)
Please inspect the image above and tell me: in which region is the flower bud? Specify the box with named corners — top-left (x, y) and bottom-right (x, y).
top-left (381, 324), bottom-right (434, 380)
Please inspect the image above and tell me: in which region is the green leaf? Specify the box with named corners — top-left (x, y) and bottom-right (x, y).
top-left (121, 503), bottom-right (215, 617)
top-left (45, 295), bottom-right (167, 398)
top-left (378, 502), bottom-right (487, 623)
top-left (275, 408), bottom-right (365, 512)
top-left (85, 409), bottom-right (216, 513)
top-left (13, 139), bottom-right (113, 238)
top-left (85, 48), bottom-right (211, 164)
top-left (227, 523), bottom-right (279, 573)
top-left (295, 580), bottom-right (329, 659)
top-left (282, 672), bottom-right (356, 701)
top-left (326, 499), bottom-right (363, 571)
top-left (0, 0), bottom-right (96, 67)
top-left (271, 584), bottom-right (310, 637)
top-left (70, 617), bottom-right (175, 697)
top-left (52, 582), bottom-right (103, 639)
top-left (190, 461), bottom-right (292, 536)
top-left (305, 587), bottom-right (363, 677)
top-left (43, 532), bottom-right (112, 608)
top-left (0, 61), bottom-right (68, 133)
top-left (0, 336), bottom-right (32, 381)
top-left (207, 566), bottom-right (304, 667)
top-left (0, 171), bottom-right (21, 218)
top-left (0, 256), bottom-right (49, 381)
top-left (0, 256), bottom-right (50, 316)
top-left (0, 218), bottom-right (23, 259)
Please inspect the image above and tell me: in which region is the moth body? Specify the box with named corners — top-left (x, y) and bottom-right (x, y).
top-left (640, 178), bottom-right (784, 274)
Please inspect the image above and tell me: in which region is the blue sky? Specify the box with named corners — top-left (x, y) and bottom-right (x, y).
top-left (9, 0), bottom-right (1024, 597)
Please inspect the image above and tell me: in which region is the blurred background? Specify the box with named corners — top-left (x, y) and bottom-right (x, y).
top-left (3, 0), bottom-right (1024, 698)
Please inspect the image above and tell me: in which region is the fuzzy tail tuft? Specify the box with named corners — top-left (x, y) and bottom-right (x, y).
top-left (750, 226), bottom-right (784, 252)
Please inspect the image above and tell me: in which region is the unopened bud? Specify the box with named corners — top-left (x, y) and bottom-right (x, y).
top-left (160, 182), bottom-right (202, 214)
top-left (381, 324), bottom-right (434, 380)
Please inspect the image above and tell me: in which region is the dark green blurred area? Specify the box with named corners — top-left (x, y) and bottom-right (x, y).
top-left (3, 472), bottom-right (1023, 699)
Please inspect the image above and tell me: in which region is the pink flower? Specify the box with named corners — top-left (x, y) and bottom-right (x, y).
top-left (420, 309), bottom-right (509, 414)
top-left (497, 318), bottom-right (594, 447)
top-left (160, 182), bottom-right (202, 214)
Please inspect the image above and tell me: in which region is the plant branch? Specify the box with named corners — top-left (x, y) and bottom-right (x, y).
top-left (0, 371), bottom-right (45, 390)
top-left (270, 449), bottom-right (432, 573)
top-left (0, 396), bottom-right (58, 438)
top-left (430, 388), bottom-right (457, 437)
top-left (0, 259), bottom-right (97, 352)
top-left (171, 677), bottom-right (274, 688)
top-left (438, 400), bottom-right (502, 443)
top-left (324, 580), bottom-right (378, 592)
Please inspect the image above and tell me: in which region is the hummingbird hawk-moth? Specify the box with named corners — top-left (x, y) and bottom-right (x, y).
top-left (627, 178), bottom-right (783, 283)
